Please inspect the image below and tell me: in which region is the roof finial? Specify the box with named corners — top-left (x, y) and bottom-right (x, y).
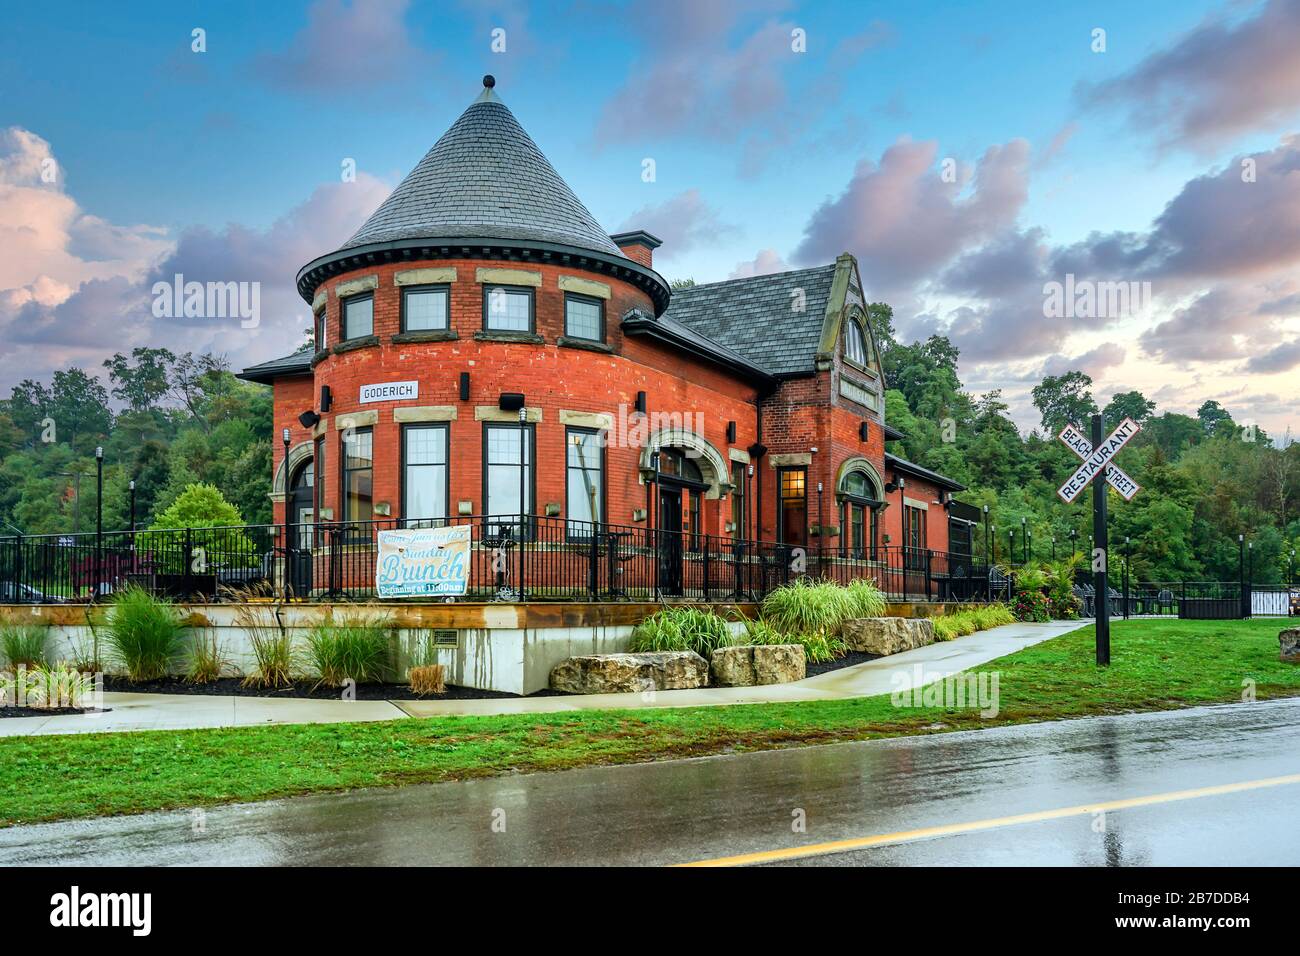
top-left (483, 74), bottom-right (496, 89)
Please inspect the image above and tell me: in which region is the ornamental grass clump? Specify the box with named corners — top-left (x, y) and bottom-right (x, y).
top-left (759, 579), bottom-right (853, 641)
top-left (629, 605), bottom-right (735, 658)
top-left (234, 600), bottom-right (297, 689)
top-left (186, 629), bottom-right (230, 684)
top-left (739, 615), bottom-right (843, 663)
top-left (105, 586), bottom-right (186, 682)
top-left (305, 613), bottom-right (394, 688)
top-left (843, 578), bottom-right (886, 619)
top-left (1, 623), bottom-right (49, 669)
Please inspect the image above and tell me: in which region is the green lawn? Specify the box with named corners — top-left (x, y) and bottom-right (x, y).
top-left (2, 618), bottom-right (1297, 827)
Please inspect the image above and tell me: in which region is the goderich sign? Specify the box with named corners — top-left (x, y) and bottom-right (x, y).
top-left (376, 525), bottom-right (471, 597)
top-left (360, 381), bottom-right (419, 403)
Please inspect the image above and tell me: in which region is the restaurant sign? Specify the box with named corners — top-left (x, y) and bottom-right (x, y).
top-left (376, 525), bottom-right (471, 598)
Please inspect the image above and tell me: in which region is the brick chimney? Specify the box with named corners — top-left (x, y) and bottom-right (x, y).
top-left (610, 230), bottom-right (662, 269)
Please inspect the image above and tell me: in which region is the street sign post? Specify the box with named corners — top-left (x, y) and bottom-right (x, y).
top-left (1057, 414), bottom-right (1143, 666)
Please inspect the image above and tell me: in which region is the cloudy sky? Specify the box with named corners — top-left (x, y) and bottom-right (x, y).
top-left (2, 0), bottom-right (1299, 436)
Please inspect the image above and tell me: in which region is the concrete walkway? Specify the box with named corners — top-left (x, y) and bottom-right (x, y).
top-left (0, 619), bottom-right (1089, 737)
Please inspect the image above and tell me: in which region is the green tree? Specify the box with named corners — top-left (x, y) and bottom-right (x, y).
top-left (103, 347), bottom-right (175, 413)
top-left (1103, 390), bottom-right (1156, 426)
top-left (1031, 371), bottom-right (1098, 434)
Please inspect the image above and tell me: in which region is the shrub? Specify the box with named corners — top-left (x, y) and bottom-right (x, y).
top-left (235, 603), bottom-right (297, 689)
top-left (933, 604), bottom-right (1016, 641)
top-left (843, 578), bottom-right (886, 619)
top-left (1013, 589), bottom-right (1051, 622)
top-left (142, 483), bottom-right (257, 576)
top-left (105, 586), bottom-right (186, 681)
top-left (305, 613), bottom-right (393, 687)
top-left (1, 623), bottom-right (49, 669)
top-left (760, 579), bottom-right (853, 640)
top-left (186, 629), bottom-right (229, 684)
top-left (630, 605), bottom-right (735, 657)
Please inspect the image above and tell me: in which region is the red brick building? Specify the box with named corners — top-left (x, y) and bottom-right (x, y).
top-left (240, 77), bottom-right (972, 595)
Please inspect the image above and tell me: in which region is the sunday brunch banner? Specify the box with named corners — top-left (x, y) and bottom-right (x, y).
top-left (376, 525), bottom-right (471, 598)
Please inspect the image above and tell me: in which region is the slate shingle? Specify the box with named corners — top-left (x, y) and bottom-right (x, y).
top-left (342, 87), bottom-right (623, 258)
top-left (660, 265), bottom-right (838, 376)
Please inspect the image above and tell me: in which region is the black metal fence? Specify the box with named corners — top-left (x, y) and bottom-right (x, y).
top-left (0, 515), bottom-right (1009, 606)
top-left (1073, 578), bottom-right (1296, 619)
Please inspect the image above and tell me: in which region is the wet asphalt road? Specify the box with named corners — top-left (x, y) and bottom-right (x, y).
top-left (3, 698), bottom-right (1299, 866)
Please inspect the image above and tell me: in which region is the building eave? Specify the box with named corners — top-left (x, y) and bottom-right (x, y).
top-left (885, 452), bottom-right (966, 492)
top-left (296, 238), bottom-right (673, 317)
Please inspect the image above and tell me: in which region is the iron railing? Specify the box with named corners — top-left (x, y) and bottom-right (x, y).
top-left (0, 515), bottom-right (1008, 605)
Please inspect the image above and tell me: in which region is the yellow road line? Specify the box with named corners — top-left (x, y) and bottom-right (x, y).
top-left (680, 772), bottom-right (1300, 867)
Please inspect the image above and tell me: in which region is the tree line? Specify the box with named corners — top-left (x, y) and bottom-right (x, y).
top-left (0, 348), bottom-right (271, 538)
top-left (867, 303), bottom-right (1299, 585)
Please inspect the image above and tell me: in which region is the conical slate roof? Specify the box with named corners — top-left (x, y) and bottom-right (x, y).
top-left (340, 80), bottom-right (622, 257)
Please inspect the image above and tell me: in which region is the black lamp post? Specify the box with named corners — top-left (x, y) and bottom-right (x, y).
top-left (1008, 528), bottom-right (1015, 567)
top-left (1290, 549), bottom-right (1295, 589)
top-left (1238, 533), bottom-right (1246, 618)
top-left (982, 504), bottom-right (989, 564)
top-left (1051, 536), bottom-right (1056, 562)
top-left (991, 524), bottom-right (997, 564)
top-left (1070, 528), bottom-right (1078, 559)
top-left (94, 446), bottom-right (103, 598)
top-left (128, 480), bottom-right (136, 533)
top-left (1021, 517), bottom-right (1028, 565)
top-left (1122, 535), bottom-right (1130, 619)
top-left (282, 428), bottom-right (291, 599)
top-left (1026, 528), bottom-right (1033, 565)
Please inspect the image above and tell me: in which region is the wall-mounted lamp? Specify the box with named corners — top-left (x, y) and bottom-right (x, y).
top-left (726, 421), bottom-right (736, 444)
top-left (635, 391), bottom-right (647, 414)
top-left (459, 372), bottom-right (470, 401)
top-left (319, 384), bottom-right (332, 412)
top-left (859, 421), bottom-right (870, 441)
top-left (498, 392), bottom-right (525, 412)
top-left (298, 410), bottom-right (320, 429)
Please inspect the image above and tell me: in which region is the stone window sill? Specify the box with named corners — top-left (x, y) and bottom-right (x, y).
top-left (331, 335), bottom-right (379, 355)
top-left (557, 335), bottom-right (613, 353)
top-left (474, 330), bottom-right (545, 345)
top-left (393, 329), bottom-right (459, 344)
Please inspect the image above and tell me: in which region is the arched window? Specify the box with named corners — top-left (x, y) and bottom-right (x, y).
top-left (839, 468), bottom-right (880, 560)
top-left (844, 318), bottom-right (868, 366)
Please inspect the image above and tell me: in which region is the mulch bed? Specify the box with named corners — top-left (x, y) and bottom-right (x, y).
top-left (804, 650), bottom-right (881, 678)
top-left (101, 675), bottom-right (565, 702)
top-left (1, 706), bottom-right (109, 719)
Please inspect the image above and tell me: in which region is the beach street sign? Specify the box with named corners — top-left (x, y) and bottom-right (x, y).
top-left (1057, 417), bottom-right (1141, 504)
top-left (1057, 422), bottom-right (1141, 501)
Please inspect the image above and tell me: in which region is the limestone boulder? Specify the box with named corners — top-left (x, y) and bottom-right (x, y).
top-left (710, 644), bottom-right (806, 686)
top-left (841, 617), bottom-right (936, 656)
top-left (753, 644), bottom-right (806, 685)
top-left (1280, 629), bottom-right (1300, 663)
top-left (842, 617), bottom-right (910, 655)
top-left (549, 651), bottom-right (709, 694)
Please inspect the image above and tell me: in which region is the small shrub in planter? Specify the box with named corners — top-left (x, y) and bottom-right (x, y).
top-left (105, 586), bottom-right (186, 682)
top-left (741, 616), bottom-right (844, 663)
top-left (305, 613), bottom-right (394, 687)
top-left (1, 623), bottom-right (49, 669)
top-left (629, 605), bottom-right (735, 658)
top-left (233, 601), bottom-right (297, 689)
top-left (843, 578), bottom-right (886, 620)
top-left (408, 665), bottom-right (447, 696)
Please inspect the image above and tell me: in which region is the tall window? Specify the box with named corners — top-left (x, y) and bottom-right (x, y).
top-left (342, 293), bottom-right (373, 340)
top-left (840, 469), bottom-right (879, 560)
top-left (905, 504), bottom-right (927, 550)
top-left (314, 308), bottom-right (327, 351)
top-left (730, 462), bottom-right (746, 541)
top-left (564, 293), bottom-right (604, 342)
top-left (341, 427), bottom-right (373, 526)
top-left (483, 286), bottom-right (533, 332)
top-left (566, 427), bottom-right (603, 538)
top-left (403, 424), bottom-right (448, 525)
top-left (845, 318), bottom-right (867, 366)
top-left (484, 423), bottom-right (532, 537)
top-left (777, 467), bottom-right (807, 546)
top-left (314, 436), bottom-right (326, 515)
top-left (402, 285), bottom-right (449, 332)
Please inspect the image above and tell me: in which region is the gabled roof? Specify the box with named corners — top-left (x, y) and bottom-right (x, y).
top-left (660, 264), bottom-right (839, 376)
top-left (238, 346), bottom-right (312, 385)
top-left (343, 82), bottom-right (622, 258)
top-left (885, 452), bottom-right (966, 492)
